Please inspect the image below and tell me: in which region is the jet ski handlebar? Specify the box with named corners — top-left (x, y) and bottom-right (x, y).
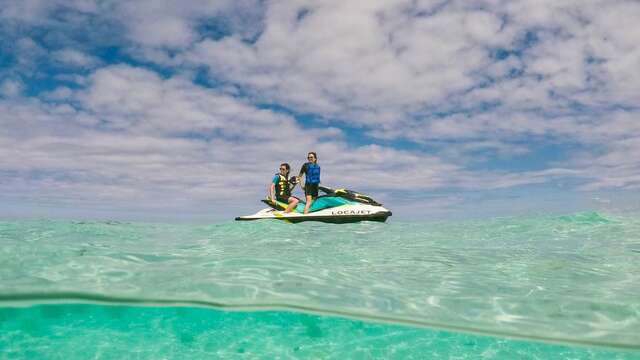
top-left (318, 185), bottom-right (382, 206)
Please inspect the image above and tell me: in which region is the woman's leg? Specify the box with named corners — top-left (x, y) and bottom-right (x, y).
top-left (303, 195), bottom-right (312, 214)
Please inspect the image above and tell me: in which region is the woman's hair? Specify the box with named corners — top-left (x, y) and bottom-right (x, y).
top-left (280, 163), bottom-right (290, 175)
top-left (308, 152), bottom-right (317, 160)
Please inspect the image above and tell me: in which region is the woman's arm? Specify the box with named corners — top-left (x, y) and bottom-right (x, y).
top-left (297, 163), bottom-right (307, 183)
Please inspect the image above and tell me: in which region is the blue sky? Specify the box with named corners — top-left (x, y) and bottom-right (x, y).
top-left (1, 0), bottom-right (639, 221)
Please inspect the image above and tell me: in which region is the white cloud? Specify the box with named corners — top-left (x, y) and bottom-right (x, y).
top-left (127, 16), bottom-right (196, 49)
top-left (114, 0), bottom-right (264, 48)
top-left (41, 87), bottom-right (74, 101)
top-left (182, 1), bottom-right (502, 121)
top-left (0, 79), bottom-right (23, 97)
top-left (15, 37), bottom-right (48, 64)
top-left (0, 0), bottom-right (55, 23)
top-left (179, 0), bottom-right (640, 140)
top-left (52, 48), bottom-right (100, 68)
top-left (575, 135), bottom-right (640, 190)
top-left (0, 65), bottom-right (480, 214)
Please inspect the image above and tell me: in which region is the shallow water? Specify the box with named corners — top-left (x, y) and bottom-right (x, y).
top-left (1, 212), bottom-right (639, 357)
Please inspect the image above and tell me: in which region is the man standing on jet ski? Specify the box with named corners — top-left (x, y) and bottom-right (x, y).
top-left (296, 152), bottom-right (321, 214)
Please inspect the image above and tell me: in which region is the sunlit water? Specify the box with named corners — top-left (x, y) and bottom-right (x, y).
top-left (1, 212), bottom-right (639, 358)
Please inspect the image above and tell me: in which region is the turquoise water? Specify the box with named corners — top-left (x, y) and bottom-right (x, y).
top-left (1, 212), bottom-right (639, 358)
top-left (2, 304), bottom-right (638, 359)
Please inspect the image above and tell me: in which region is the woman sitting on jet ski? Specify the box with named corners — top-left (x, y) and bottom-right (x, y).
top-left (269, 163), bottom-right (299, 213)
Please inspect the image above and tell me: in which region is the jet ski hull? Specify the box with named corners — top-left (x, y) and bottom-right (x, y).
top-left (235, 204), bottom-right (392, 223)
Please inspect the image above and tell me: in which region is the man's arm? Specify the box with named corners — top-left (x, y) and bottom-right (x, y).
top-left (269, 183), bottom-right (276, 201)
top-left (269, 175), bottom-right (278, 201)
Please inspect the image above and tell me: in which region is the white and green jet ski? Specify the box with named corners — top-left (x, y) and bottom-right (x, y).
top-left (235, 185), bottom-right (392, 223)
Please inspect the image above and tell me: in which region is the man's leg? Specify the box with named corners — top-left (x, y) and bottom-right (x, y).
top-left (285, 197), bottom-right (299, 213)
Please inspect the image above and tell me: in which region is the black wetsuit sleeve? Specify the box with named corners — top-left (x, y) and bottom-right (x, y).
top-left (299, 162), bottom-right (308, 177)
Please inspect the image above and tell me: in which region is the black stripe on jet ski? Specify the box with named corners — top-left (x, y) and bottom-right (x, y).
top-left (235, 211), bottom-right (392, 223)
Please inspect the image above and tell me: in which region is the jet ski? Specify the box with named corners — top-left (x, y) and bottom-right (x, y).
top-left (235, 185), bottom-right (392, 223)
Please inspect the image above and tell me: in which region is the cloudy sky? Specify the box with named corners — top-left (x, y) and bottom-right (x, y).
top-left (1, 0), bottom-right (639, 221)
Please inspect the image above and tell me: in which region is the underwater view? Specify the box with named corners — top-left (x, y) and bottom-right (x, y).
top-left (1, 212), bottom-right (639, 359)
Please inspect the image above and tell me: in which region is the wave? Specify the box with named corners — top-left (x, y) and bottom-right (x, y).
top-left (555, 211), bottom-right (614, 224)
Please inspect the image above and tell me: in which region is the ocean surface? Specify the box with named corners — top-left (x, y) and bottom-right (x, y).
top-left (1, 212), bottom-right (639, 359)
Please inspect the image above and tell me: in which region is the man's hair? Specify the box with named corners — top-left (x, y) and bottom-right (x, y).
top-left (308, 152), bottom-right (317, 160)
top-left (280, 163), bottom-right (290, 173)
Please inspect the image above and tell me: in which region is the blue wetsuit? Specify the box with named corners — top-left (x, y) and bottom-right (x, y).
top-left (300, 162), bottom-right (320, 197)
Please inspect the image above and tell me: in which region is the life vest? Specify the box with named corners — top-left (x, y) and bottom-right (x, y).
top-left (274, 174), bottom-right (291, 198)
top-left (305, 163), bottom-right (321, 184)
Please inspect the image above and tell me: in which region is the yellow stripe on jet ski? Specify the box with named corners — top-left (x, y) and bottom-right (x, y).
top-left (272, 211), bottom-right (292, 223)
top-left (266, 197), bottom-right (288, 210)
